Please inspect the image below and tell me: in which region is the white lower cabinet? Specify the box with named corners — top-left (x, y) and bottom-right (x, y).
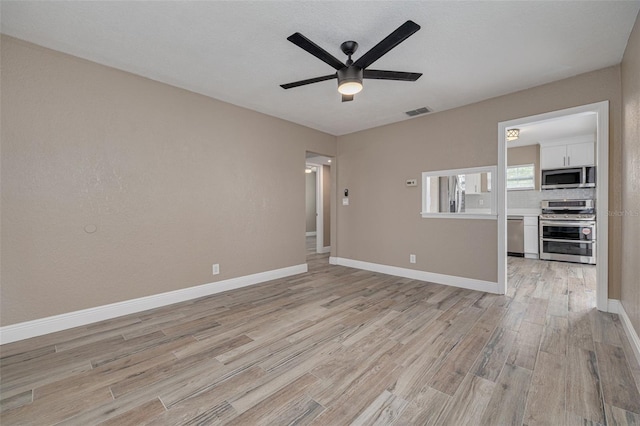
top-left (524, 216), bottom-right (539, 259)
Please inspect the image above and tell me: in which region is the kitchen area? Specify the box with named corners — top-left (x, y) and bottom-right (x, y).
top-left (506, 112), bottom-right (597, 266)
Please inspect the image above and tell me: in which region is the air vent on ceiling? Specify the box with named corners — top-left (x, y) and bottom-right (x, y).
top-left (405, 106), bottom-right (432, 117)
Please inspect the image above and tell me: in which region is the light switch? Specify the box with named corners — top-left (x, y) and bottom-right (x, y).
top-left (406, 179), bottom-right (418, 187)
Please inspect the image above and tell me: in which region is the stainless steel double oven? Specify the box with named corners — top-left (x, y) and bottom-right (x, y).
top-left (539, 199), bottom-right (596, 265)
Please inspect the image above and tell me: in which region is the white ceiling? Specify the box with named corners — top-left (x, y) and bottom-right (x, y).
top-left (507, 113), bottom-right (597, 148)
top-left (2, 1), bottom-right (639, 136)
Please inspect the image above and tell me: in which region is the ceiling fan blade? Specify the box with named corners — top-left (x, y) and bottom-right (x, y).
top-left (354, 20), bottom-right (420, 69)
top-left (287, 33), bottom-right (345, 70)
top-left (342, 94), bottom-right (354, 102)
top-left (363, 70), bottom-right (422, 81)
top-left (280, 74), bottom-right (336, 89)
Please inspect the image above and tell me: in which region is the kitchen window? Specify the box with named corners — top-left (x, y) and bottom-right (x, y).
top-left (507, 164), bottom-right (535, 190)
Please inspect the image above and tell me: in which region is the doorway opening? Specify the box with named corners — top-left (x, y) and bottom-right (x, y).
top-left (305, 152), bottom-right (333, 257)
top-left (498, 101), bottom-right (609, 311)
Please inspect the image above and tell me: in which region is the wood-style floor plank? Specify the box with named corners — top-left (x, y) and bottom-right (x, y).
top-left (350, 389), bottom-right (408, 425)
top-left (472, 326), bottom-right (517, 382)
top-left (1, 242), bottom-right (639, 425)
top-left (480, 363), bottom-right (532, 425)
top-left (566, 346), bottom-right (605, 424)
top-left (595, 341), bottom-right (640, 414)
top-left (605, 403), bottom-right (640, 425)
top-left (523, 350), bottom-right (567, 425)
top-left (436, 373), bottom-right (495, 426)
top-left (393, 386), bottom-right (450, 426)
top-left (97, 398), bottom-right (166, 426)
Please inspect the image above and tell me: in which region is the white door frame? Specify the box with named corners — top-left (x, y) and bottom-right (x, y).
top-left (307, 162), bottom-right (330, 254)
top-left (314, 163), bottom-right (324, 253)
top-left (497, 101), bottom-right (609, 311)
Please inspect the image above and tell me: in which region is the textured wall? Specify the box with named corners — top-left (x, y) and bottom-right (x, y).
top-left (0, 36), bottom-right (336, 326)
top-left (336, 66), bottom-right (622, 290)
top-left (621, 12), bottom-right (640, 337)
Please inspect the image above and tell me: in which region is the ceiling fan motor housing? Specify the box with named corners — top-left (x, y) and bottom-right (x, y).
top-left (337, 66), bottom-right (364, 89)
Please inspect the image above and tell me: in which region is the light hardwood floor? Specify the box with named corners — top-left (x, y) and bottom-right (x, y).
top-left (1, 237), bottom-right (640, 425)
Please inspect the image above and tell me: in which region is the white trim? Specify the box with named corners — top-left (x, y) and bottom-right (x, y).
top-left (315, 163), bottom-right (324, 253)
top-left (307, 160), bottom-right (325, 254)
top-left (498, 101), bottom-right (609, 310)
top-left (421, 165), bottom-right (498, 218)
top-left (498, 120), bottom-right (507, 295)
top-left (422, 165), bottom-right (498, 177)
top-left (320, 246), bottom-right (331, 254)
top-left (607, 299), bottom-right (621, 314)
top-left (609, 299), bottom-right (640, 367)
top-left (305, 231), bottom-right (317, 237)
top-left (0, 264), bottom-right (308, 345)
top-left (595, 102), bottom-right (609, 312)
top-left (420, 213), bottom-right (497, 220)
top-left (332, 257), bottom-right (500, 294)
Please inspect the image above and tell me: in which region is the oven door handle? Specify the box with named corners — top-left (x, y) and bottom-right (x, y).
top-left (540, 238), bottom-right (595, 244)
top-left (540, 221), bottom-right (596, 227)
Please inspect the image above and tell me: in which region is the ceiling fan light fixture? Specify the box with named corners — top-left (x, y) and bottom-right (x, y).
top-left (506, 128), bottom-right (520, 141)
top-left (337, 66), bottom-right (363, 95)
top-left (338, 81), bottom-right (363, 95)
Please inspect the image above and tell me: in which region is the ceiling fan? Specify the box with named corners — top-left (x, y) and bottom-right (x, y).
top-left (280, 20), bottom-right (422, 102)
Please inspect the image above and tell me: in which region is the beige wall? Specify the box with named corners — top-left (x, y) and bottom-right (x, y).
top-left (621, 12), bottom-right (640, 336)
top-left (336, 65), bottom-right (622, 290)
top-left (508, 145), bottom-right (541, 190)
top-left (0, 36), bottom-right (336, 326)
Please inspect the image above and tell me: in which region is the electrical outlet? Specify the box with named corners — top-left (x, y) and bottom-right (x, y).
top-left (212, 264), bottom-right (220, 275)
top-left (410, 254), bottom-right (416, 264)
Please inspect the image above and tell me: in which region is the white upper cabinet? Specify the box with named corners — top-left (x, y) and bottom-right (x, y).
top-left (540, 145), bottom-right (568, 169)
top-left (566, 142), bottom-right (595, 167)
top-left (540, 137), bottom-right (595, 169)
top-left (465, 173), bottom-right (482, 194)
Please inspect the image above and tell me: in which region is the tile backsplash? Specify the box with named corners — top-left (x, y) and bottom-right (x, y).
top-left (507, 188), bottom-right (596, 210)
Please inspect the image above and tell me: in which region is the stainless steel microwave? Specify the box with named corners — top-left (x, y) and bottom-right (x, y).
top-left (541, 166), bottom-right (596, 190)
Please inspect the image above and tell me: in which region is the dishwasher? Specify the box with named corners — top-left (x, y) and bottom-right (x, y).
top-left (507, 216), bottom-right (525, 257)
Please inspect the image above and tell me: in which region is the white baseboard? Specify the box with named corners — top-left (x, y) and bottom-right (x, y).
top-left (305, 232), bottom-right (317, 237)
top-left (607, 299), bottom-right (621, 314)
top-left (609, 299), bottom-right (640, 366)
top-left (0, 263), bottom-right (308, 345)
top-left (319, 246), bottom-right (331, 254)
top-left (331, 257), bottom-right (500, 294)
